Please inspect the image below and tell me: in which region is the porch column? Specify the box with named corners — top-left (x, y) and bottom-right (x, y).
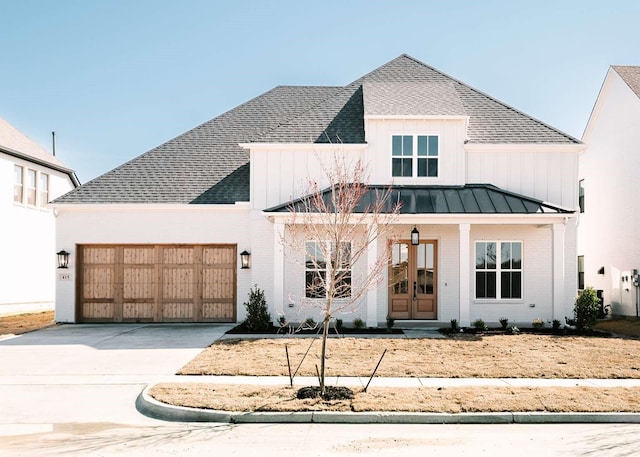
top-left (273, 222), bottom-right (285, 322)
top-left (459, 223), bottom-right (471, 327)
top-left (366, 223), bottom-right (379, 328)
top-left (552, 223), bottom-right (566, 322)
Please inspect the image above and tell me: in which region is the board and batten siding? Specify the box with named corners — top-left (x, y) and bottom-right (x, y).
top-left (78, 244), bottom-right (236, 323)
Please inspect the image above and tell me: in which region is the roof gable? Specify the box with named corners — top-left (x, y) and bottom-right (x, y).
top-left (613, 66), bottom-right (640, 98)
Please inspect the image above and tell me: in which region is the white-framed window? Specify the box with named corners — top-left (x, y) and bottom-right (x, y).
top-left (38, 173), bottom-right (49, 207)
top-left (14, 165), bottom-right (23, 203)
top-left (578, 179), bottom-right (584, 213)
top-left (475, 241), bottom-right (522, 299)
top-left (305, 241), bottom-right (352, 299)
top-left (391, 134), bottom-right (439, 178)
top-left (26, 169), bottom-right (37, 206)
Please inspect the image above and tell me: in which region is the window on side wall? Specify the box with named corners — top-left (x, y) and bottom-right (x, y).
top-left (26, 169), bottom-right (37, 206)
top-left (578, 255), bottom-right (585, 290)
top-left (391, 134), bottom-right (439, 178)
top-left (38, 173), bottom-right (49, 207)
top-left (305, 241), bottom-right (352, 299)
top-left (14, 165), bottom-right (23, 203)
top-left (578, 179), bottom-right (584, 213)
top-left (475, 241), bottom-right (522, 299)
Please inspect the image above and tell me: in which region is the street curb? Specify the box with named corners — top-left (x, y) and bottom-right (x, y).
top-left (137, 385), bottom-right (640, 424)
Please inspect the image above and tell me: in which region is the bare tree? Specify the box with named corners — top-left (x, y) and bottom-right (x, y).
top-left (282, 151), bottom-right (400, 397)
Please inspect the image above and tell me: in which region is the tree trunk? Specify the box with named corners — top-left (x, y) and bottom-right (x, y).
top-left (319, 314), bottom-right (330, 396)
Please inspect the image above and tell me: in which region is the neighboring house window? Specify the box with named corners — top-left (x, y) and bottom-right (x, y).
top-left (26, 169), bottom-right (37, 206)
top-left (391, 135), bottom-right (439, 178)
top-left (578, 179), bottom-right (584, 213)
top-left (305, 241), bottom-right (351, 299)
top-left (38, 173), bottom-right (49, 207)
top-left (13, 165), bottom-right (23, 203)
top-left (475, 241), bottom-right (522, 299)
top-left (578, 255), bottom-right (585, 290)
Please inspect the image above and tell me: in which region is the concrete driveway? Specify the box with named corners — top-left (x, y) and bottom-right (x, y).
top-left (0, 324), bottom-right (231, 428)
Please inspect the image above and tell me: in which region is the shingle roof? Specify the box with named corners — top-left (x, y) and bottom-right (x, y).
top-left (55, 54), bottom-right (579, 205)
top-left (363, 82), bottom-right (465, 116)
top-left (613, 66), bottom-right (640, 98)
top-left (265, 184), bottom-right (573, 215)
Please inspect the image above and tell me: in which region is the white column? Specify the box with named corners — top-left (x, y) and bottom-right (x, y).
top-left (273, 222), bottom-right (285, 323)
top-left (459, 223), bottom-right (471, 327)
top-left (552, 223), bottom-right (566, 322)
top-left (366, 224), bottom-right (379, 328)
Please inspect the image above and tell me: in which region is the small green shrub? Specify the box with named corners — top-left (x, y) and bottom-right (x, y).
top-left (335, 318), bottom-right (343, 331)
top-left (552, 319), bottom-right (562, 330)
top-left (574, 287), bottom-right (601, 330)
top-left (353, 318), bottom-right (365, 329)
top-left (243, 285), bottom-right (271, 332)
top-left (499, 317), bottom-right (509, 330)
top-left (386, 315), bottom-right (395, 331)
top-left (450, 319), bottom-right (458, 330)
top-left (532, 318), bottom-right (544, 329)
top-left (278, 315), bottom-right (286, 326)
top-left (472, 318), bottom-right (487, 331)
top-left (303, 317), bottom-right (317, 329)
top-left (508, 325), bottom-right (520, 335)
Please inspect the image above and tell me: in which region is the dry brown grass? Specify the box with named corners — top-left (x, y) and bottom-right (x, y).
top-left (150, 383), bottom-right (640, 413)
top-left (0, 311), bottom-right (55, 336)
top-left (179, 334), bottom-right (640, 379)
top-left (595, 318), bottom-right (640, 338)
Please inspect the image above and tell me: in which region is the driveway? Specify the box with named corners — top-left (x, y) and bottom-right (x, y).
top-left (0, 324), bottom-right (231, 427)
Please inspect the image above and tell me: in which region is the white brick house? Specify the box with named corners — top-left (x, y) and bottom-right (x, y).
top-left (1, 117), bottom-right (78, 313)
top-left (579, 66), bottom-right (640, 317)
top-left (52, 55), bottom-right (583, 327)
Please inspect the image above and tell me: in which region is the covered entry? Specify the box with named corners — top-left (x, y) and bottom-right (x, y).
top-left (77, 244), bottom-right (236, 323)
top-left (389, 240), bottom-right (438, 319)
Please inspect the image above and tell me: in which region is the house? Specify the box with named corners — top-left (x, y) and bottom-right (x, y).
top-left (52, 54), bottom-right (582, 327)
top-left (579, 66), bottom-right (640, 318)
top-left (1, 117), bottom-right (79, 314)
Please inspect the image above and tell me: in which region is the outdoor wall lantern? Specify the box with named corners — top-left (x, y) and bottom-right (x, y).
top-left (240, 250), bottom-right (251, 269)
top-left (597, 266), bottom-right (605, 275)
top-left (411, 226), bottom-right (420, 246)
top-left (56, 250), bottom-right (70, 269)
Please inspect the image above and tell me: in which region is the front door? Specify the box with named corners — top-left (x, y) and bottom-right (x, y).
top-left (389, 240), bottom-right (437, 319)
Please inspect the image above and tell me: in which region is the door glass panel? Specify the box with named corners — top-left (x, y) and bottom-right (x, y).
top-left (416, 243), bottom-right (434, 295)
top-left (391, 243), bottom-right (409, 294)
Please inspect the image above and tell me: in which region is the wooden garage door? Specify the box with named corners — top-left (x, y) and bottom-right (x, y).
top-left (77, 244), bottom-right (236, 323)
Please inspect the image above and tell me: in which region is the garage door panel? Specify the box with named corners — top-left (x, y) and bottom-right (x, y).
top-left (79, 244), bottom-right (236, 323)
top-left (83, 268), bottom-right (114, 299)
top-left (83, 302), bottom-right (114, 320)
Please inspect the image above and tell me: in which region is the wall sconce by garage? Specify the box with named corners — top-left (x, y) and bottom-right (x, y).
top-left (240, 250), bottom-right (251, 269)
top-left (56, 250), bottom-right (70, 269)
top-left (411, 226), bottom-right (420, 246)
top-left (597, 266), bottom-right (605, 275)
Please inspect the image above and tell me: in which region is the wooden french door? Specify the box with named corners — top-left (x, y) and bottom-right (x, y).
top-left (389, 240), bottom-right (437, 319)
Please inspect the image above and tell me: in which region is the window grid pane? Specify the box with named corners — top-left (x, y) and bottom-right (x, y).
top-left (476, 241), bottom-right (522, 299)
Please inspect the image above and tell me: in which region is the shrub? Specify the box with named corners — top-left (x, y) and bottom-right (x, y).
top-left (304, 317), bottom-right (317, 329)
top-left (335, 318), bottom-right (343, 331)
top-left (278, 315), bottom-right (286, 326)
top-left (472, 318), bottom-right (487, 331)
top-left (499, 317), bottom-right (509, 330)
top-left (386, 315), bottom-right (395, 331)
top-left (450, 319), bottom-right (458, 330)
top-left (532, 318), bottom-right (545, 329)
top-left (508, 325), bottom-right (520, 335)
top-left (353, 318), bottom-right (365, 329)
top-left (574, 287), bottom-right (601, 330)
top-left (552, 319), bottom-right (562, 330)
top-left (243, 285), bottom-right (271, 332)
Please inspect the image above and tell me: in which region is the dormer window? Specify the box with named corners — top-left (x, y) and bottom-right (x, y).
top-left (391, 135), bottom-right (439, 178)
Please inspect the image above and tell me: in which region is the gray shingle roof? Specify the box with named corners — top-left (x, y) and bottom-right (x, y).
top-left (55, 54), bottom-right (579, 205)
top-left (363, 82), bottom-right (465, 116)
top-left (613, 66), bottom-right (640, 98)
top-left (265, 184), bottom-right (573, 214)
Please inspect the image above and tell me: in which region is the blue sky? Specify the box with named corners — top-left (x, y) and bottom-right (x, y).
top-left (2, 0), bottom-right (639, 183)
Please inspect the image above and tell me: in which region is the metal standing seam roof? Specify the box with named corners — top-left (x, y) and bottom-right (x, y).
top-left (264, 184), bottom-right (573, 215)
top-left (53, 54), bottom-right (581, 205)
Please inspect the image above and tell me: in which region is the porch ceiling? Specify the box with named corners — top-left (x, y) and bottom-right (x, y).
top-left (264, 184), bottom-right (574, 215)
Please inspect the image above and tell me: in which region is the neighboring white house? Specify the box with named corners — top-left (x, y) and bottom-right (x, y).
top-left (579, 66), bottom-right (640, 318)
top-left (1, 117), bottom-right (79, 314)
top-left (52, 54), bottom-right (583, 327)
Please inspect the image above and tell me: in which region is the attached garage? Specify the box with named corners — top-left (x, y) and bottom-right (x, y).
top-left (77, 244), bottom-right (236, 323)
